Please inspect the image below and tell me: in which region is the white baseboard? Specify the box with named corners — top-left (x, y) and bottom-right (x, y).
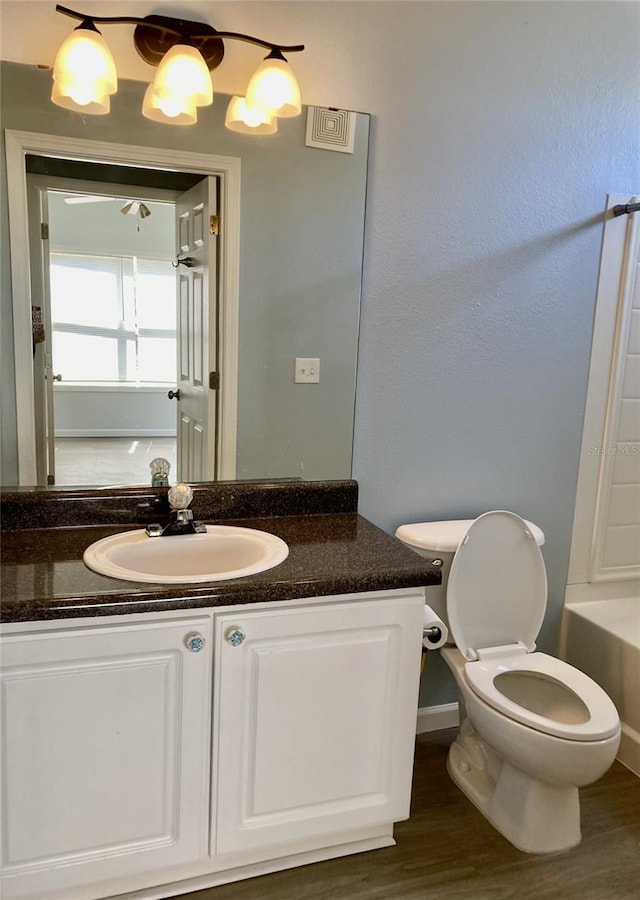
top-left (55, 429), bottom-right (176, 438)
top-left (416, 702), bottom-right (460, 734)
top-left (618, 722), bottom-right (640, 777)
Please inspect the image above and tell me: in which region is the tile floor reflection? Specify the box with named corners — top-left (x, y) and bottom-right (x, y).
top-left (54, 437), bottom-right (177, 487)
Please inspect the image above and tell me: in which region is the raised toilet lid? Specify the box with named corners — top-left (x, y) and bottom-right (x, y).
top-left (447, 510), bottom-right (547, 660)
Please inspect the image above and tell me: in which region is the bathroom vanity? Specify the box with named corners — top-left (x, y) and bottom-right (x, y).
top-left (0, 480), bottom-right (440, 900)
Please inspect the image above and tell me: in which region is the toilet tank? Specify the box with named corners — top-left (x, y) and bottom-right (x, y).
top-left (395, 517), bottom-right (545, 626)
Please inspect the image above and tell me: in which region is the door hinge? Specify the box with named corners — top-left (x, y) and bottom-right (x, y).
top-left (40, 222), bottom-right (49, 240)
top-left (209, 215), bottom-right (220, 236)
top-left (209, 371), bottom-right (220, 390)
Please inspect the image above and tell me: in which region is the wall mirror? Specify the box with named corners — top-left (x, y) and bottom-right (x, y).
top-left (1, 61), bottom-right (369, 489)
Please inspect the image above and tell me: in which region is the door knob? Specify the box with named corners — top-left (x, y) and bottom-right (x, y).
top-left (168, 389), bottom-right (181, 400)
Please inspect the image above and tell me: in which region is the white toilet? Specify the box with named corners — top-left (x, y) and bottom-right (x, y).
top-left (396, 510), bottom-right (621, 854)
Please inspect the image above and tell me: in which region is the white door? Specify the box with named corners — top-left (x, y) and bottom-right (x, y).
top-left (0, 616), bottom-right (212, 900)
top-left (28, 183), bottom-right (57, 485)
top-left (175, 178), bottom-right (220, 482)
top-left (213, 594), bottom-right (424, 862)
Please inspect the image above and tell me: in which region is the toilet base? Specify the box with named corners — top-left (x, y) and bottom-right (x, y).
top-left (447, 720), bottom-right (581, 854)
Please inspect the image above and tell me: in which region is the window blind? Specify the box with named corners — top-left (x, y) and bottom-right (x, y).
top-left (50, 253), bottom-right (177, 384)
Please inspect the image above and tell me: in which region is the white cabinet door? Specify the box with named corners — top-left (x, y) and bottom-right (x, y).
top-left (1, 616), bottom-right (212, 899)
top-left (213, 594), bottom-right (424, 858)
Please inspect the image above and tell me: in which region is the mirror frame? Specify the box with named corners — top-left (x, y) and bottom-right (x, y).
top-left (6, 129), bottom-right (241, 485)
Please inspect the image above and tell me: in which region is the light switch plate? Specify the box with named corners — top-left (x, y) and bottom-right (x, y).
top-left (295, 358), bottom-right (320, 383)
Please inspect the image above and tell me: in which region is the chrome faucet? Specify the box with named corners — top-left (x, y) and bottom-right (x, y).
top-left (145, 483), bottom-right (206, 537)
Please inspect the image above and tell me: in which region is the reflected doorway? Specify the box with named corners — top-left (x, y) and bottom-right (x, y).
top-left (27, 160), bottom-right (222, 486)
top-left (30, 179), bottom-right (179, 486)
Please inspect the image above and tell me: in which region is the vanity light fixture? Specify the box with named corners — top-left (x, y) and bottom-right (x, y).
top-left (52, 4), bottom-right (304, 130)
top-left (224, 96), bottom-right (278, 135)
top-left (245, 50), bottom-right (301, 118)
top-left (52, 16), bottom-right (117, 114)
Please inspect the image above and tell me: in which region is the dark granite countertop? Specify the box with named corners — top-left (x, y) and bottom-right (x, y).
top-left (1, 481), bottom-right (440, 623)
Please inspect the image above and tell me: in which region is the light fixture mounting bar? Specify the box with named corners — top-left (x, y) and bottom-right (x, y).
top-left (55, 5), bottom-right (305, 68)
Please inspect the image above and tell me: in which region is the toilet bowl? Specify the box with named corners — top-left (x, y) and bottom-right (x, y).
top-left (396, 510), bottom-right (621, 854)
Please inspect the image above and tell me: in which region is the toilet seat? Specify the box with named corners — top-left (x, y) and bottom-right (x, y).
top-left (447, 510), bottom-right (547, 661)
top-left (464, 651), bottom-right (621, 741)
top-left (446, 510), bottom-right (620, 742)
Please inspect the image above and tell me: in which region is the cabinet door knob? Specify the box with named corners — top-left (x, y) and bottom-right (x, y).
top-left (185, 632), bottom-right (206, 653)
top-left (225, 627), bottom-right (246, 647)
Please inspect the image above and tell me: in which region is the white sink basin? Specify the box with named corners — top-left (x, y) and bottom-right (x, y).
top-left (83, 525), bottom-right (289, 584)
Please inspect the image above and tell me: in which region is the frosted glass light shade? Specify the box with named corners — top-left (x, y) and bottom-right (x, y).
top-left (151, 44), bottom-right (213, 109)
top-left (51, 80), bottom-right (110, 115)
top-left (142, 83), bottom-right (198, 125)
top-left (225, 96), bottom-right (278, 135)
top-left (245, 56), bottom-right (301, 117)
top-left (52, 27), bottom-right (117, 112)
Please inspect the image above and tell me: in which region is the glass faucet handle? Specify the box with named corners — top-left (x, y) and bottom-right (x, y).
top-left (150, 457), bottom-right (171, 476)
top-left (168, 482), bottom-right (193, 510)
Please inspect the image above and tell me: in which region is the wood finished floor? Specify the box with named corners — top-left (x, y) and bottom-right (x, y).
top-left (177, 729), bottom-right (640, 900)
top-left (53, 437), bottom-right (176, 486)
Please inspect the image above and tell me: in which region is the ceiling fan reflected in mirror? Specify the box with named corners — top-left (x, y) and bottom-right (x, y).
top-left (120, 200), bottom-right (151, 219)
top-left (63, 194), bottom-right (117, 204)
top-left (62, 194), bottom-right (152, 222)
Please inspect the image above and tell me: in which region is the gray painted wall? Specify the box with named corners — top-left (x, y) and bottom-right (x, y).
top-left (54, 388), bottom-right (175, 438)
top-left (0, 62), bottom-right (368, 483)
top-left (47, 190), bottom-right (176, 260)
top-left (340, 1), bottom-right (639, 705)
top-left (1, 2), bottom-right (639, 708)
